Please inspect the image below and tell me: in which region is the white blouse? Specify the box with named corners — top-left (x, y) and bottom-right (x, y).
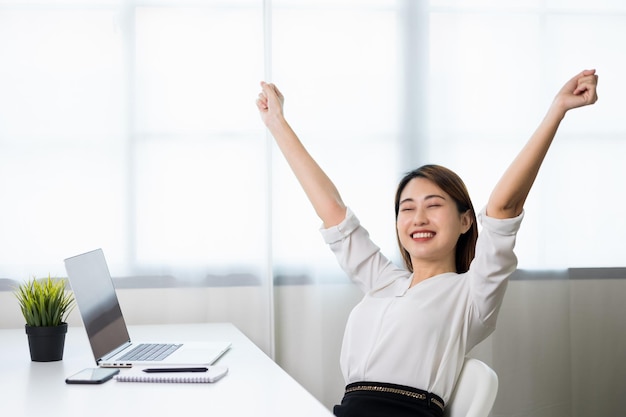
top-left (320, 207), bottom-right (523, 403)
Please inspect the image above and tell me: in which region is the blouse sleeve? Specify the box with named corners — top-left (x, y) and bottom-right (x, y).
top-left (467, 207), bottom-right (524, 332)
top-left (319, 207), bottom-right (405, 292)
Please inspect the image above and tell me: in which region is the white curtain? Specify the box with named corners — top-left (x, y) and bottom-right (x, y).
top-left (2, 0), bottom-right (623, 277)
top-left (427, 0), bottom-right (626, 269)
top-left (0, 1), bottom-right (267, 280)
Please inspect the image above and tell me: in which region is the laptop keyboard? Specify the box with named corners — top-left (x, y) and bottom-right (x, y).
top-left (118, 343), bottom-right (182, 361)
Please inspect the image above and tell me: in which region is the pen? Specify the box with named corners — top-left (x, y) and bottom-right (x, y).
top-left (142, 367), bottom-right (208, 373)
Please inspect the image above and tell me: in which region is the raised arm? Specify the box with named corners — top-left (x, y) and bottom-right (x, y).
top-left (487, 69), bottom-right (599, 219)
top-left (257, 82), bottom-right (347, 228)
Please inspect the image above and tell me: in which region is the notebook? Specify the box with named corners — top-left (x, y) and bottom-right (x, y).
top-left (115, 366), bottom-right (229, 383)
top-left (64, 248), bottom-right (232, 367)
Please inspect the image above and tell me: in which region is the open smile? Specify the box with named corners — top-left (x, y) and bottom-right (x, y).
top-left (412, 231), bottom-right (435, 239)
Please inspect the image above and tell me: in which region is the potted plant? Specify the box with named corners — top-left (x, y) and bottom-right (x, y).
top-left (14, 275), bottom-right (75, 362)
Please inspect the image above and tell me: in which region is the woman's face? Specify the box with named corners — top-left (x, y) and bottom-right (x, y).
top-left (396, 177), bottom-right (472, 271)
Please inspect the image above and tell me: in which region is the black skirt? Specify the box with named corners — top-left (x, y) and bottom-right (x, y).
top-left (333, 381), bottom-right (445, 417)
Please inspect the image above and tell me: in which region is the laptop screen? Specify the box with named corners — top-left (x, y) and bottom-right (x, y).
top-left (64, 249), bottom-right (131, 363)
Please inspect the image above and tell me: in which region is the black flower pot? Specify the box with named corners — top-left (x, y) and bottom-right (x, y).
top-left (25, 323), bottom-right (68, 362)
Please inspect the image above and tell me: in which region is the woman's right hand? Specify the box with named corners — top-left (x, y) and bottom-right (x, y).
top-left (255, 80), bottom-right (346, 227)
top-left (256, 81), bottom-right (285, 128)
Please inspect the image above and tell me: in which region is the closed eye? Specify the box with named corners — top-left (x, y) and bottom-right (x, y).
top-left (425, 195), bottom-right (446, 208)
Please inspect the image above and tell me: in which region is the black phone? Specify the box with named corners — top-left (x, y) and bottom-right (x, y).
top-left (65, 367), bottom-right (120, 384)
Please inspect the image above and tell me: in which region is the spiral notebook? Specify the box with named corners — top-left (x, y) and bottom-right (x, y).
top-left (116, 366), bottom-right (229, 383)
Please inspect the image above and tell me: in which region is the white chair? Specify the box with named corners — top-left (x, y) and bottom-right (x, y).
top-left (444, 358), bottom-right (498, 417)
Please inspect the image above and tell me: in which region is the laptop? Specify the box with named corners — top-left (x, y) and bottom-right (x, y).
top-left (64, 248), bottom-right (231, 367)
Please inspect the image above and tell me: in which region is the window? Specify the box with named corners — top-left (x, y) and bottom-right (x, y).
top-left (0, 0), bottom-right (622, 285)
top-left (428, 0), bottom-right (625, 268)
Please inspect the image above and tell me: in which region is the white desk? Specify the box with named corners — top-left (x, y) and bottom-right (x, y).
top-left (0, 323), bottom-right (335, 417)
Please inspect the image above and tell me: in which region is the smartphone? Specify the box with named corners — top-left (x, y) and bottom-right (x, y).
top-left (65, 367), bottom-right (120, 384)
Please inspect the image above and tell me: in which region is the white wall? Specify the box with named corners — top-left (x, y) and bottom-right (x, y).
top-left (272, 273), bottom-right (626, 415)
top-left (273, 283), bottom-right (363, 408)
top-left (0, 284), bottom-right (268, 358)
top-left (2, 272), bottom-right (625, 416)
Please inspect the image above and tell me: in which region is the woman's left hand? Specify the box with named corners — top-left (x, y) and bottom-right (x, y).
top-left (553, 69), bottom-right (598, 113)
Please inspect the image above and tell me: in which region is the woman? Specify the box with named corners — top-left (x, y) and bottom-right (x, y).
top-left (256, 70), bottom-right (598, 417)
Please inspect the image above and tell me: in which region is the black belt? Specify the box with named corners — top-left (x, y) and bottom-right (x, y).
top-left (344, 381), bottom-right (445, 415)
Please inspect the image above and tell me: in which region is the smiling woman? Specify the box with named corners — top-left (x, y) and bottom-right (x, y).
top-left (257, 68), bottom-right (598, 416)
top-left (395, 166), bottom-right (476, 278)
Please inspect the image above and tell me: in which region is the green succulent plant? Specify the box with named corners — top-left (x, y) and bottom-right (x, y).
top-left (14, 275), bottom-right (75, 327)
